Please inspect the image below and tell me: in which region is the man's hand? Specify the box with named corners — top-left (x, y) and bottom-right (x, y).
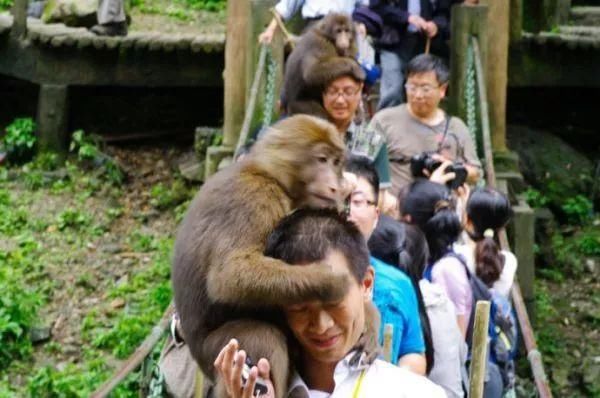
top-left (214, 339), bottom-right (275, 398)
top-left (423, 21), bottom-right (438, 38)
top-left (258, 18), bottom-right (278, 44)
top-left (408, 14), bottom-right (428, 32)
top-left (425, 159), bottom-right (456, 186)
top-left (379, 189), bottom-right (399, 219)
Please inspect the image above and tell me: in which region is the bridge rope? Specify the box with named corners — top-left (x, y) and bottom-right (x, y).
top-left (234, 43), bottom-right (278, 158)
top-left (466, 34), bottom-right (553, 398)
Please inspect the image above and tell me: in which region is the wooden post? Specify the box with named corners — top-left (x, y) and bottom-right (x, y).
top-left (480, 0), bottom-right (508, 152)
top-left (37, 84), bottom-right (69, 154)
top-left (222, 0), bottom-right (251, 149)
top-left (469, 301), bottom-right (491, 398)
top-left (448, 5), bottom-right (488, 119)
top-left (11, 0), bottom-right (27, 37)
top-left (511, 199), bottom-right (536, 321)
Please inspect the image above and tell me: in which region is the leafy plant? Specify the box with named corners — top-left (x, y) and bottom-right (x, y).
top-left (181, 0), bottom-right (225, 11)
top-left (524, 187), bottom-right (549, 208)
top-left (0, 0), bottom-right (12, 12)
top-left (150, 180), bottom-right (191, 210)
top-left (69, 130), bottom-right (124, 185)
top-left (56, 208), bottom-right (91, 231)
top-left (0, 249), bottom-right (43, 368)
top-left (561, 195), bottom-right (593, 225)
top-left (2, 118), bottom-right (37, 164)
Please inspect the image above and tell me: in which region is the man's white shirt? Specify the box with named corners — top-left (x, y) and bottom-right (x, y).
top-left (275, 0), bottom-right (368, 21)
top-left (287, 353), bottom-right (446, 397)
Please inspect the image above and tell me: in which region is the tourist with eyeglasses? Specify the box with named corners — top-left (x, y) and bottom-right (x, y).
top-left (368, 54), bottom-right (482, 197)
top-left (345, 155), bottom-right (428, 376)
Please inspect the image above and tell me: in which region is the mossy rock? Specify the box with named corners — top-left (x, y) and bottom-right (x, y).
top-left (507, 124), bottom-right (595, 212)
top-left (41, 0), bottom-right (131, 28)
top-left (42, 0), bottom-right (98, 27)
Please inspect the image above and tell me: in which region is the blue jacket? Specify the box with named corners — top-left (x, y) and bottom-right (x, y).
top-left (371, 256), bottom-right (425, 363)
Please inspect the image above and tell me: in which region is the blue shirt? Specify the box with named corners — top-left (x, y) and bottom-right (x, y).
top-left (371, 256), bottom-right (425, 363)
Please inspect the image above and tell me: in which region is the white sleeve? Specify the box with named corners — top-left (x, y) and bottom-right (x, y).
top-left (274, 0), bottom-right (305, 20)
top-left (493, 251), bottom-right (518, 298)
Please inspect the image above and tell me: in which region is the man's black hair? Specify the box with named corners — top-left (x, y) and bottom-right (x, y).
top-left (406, 54), bottom-right (450, 85)
top-left (345, 154), bottom-right (380, 203)
top-left (264, 208), bottom-right (370, 282)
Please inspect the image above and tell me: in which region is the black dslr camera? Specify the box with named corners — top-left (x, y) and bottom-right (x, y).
top-left (410, 152), bottom-right (468, 190)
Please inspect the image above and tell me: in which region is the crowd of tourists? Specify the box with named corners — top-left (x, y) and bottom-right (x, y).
top-left (161, 1), bottom-right (520, 397)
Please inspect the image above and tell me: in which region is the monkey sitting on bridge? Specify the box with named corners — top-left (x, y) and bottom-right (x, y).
top-left (172, 115), bottom-right (380, 398)
top-left (281, 13), bottom-right (366, 119)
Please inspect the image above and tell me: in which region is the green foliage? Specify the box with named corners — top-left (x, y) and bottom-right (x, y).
top-left (128, 231), bottom-right (158, 253)
top-left (56, 208), bottom-right (91, 231)
top-left (150, 179), bottom-right (191, 210)
top-left (69, 130), bottom-right (124, 185)
top-left (30, 152), bottom-right (61, 171)
top-left (0, 0), bottom-right (12, 10)
top-left (0, 248), bottom-right (43, 368)
top-left (2, 118), bottom-right (37, 164)
top-left (87, 238), bottom-right (172, 359)
top-left (132, 0), bottom-right (225, 20)
top-left (524, 187), bottom-right (550, 208)
top-left (561, 195), bottom-right (593, 225)
top-left (535, 283), bottom-right (565, 359)
top-left (180, 0), bottom-right (225, 11)
top-left (577, 232), bottom-right (600, 256)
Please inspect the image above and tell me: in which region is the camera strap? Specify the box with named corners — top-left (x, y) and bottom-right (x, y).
top-left (437, 114), bottom-right (451, 152)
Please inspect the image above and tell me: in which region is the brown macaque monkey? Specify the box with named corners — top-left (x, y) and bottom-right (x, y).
top-left (281, 13), bottom-right (365, 119)
top-left (173, 115), bottom-right (356, 398)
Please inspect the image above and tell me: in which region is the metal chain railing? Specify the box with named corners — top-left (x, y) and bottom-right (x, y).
top-left (465, 34), bottom-right (553, 398)
top-left (464, 40), bottom-right (479, 152)
top-left (262, 46), bottom-right (278, 129)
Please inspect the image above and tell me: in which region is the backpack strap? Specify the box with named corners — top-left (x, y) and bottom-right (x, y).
top-left (443, 251), bottom-right (493, 348)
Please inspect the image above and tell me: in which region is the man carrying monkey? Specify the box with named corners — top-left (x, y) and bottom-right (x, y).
top-left (215, 209), bottom-right (445, 398)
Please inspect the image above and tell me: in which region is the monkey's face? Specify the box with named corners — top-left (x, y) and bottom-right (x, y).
top-left (284, 250), bottom-right (374, 365)
top-left (297, 143), bottom-right (344, 209)
top-left (334, 25), bottom-right (353, 56)
top-left (321, 15), bottom-right (355, 57)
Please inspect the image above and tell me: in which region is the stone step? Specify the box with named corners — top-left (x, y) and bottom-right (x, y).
top-left (522, 31), bottom-right (600, 49)
top-left (570, 6), bottom-right (600, 26)
top-left (559, 25), bottom-right (600, 36)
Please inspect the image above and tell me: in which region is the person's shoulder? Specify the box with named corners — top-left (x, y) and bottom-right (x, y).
top-left (502, 250), bottom-right (518, 269)
top-left (434, 254), bottom-right (465, 270)
top-left (372, 104), bottom-right (408, 123)
top-left (370, 257), bottom-right (412, 287)
top-left (369, 360), bottom-right (447, 396)
top-left (448, 115), bottom-right (472, 136)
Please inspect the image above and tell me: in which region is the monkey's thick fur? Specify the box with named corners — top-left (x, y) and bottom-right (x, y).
top-left (173, 115), bottom-right (382, 398)
top-left (282, 13), bottom-right (366, 118)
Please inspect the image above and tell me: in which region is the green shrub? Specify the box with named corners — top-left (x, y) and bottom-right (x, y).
top-left (180, 0), bottom-right (225, 11)
top-left (561, 195), bottom-right (593, 225)
top-left (0, 250), bottom-right (42, 368)
top-left (524, 187), bottom-right (550, 208)
top-left (0, 0), bottom-right (12, 11)
top-left (69, 130), bottom-right (124, 185)
top-left (150, 180), bottom-right (191, 210)
top-left (56, 209), bottom-right (91, 231)
top-left (2, 118), bottom-right (37, 164)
